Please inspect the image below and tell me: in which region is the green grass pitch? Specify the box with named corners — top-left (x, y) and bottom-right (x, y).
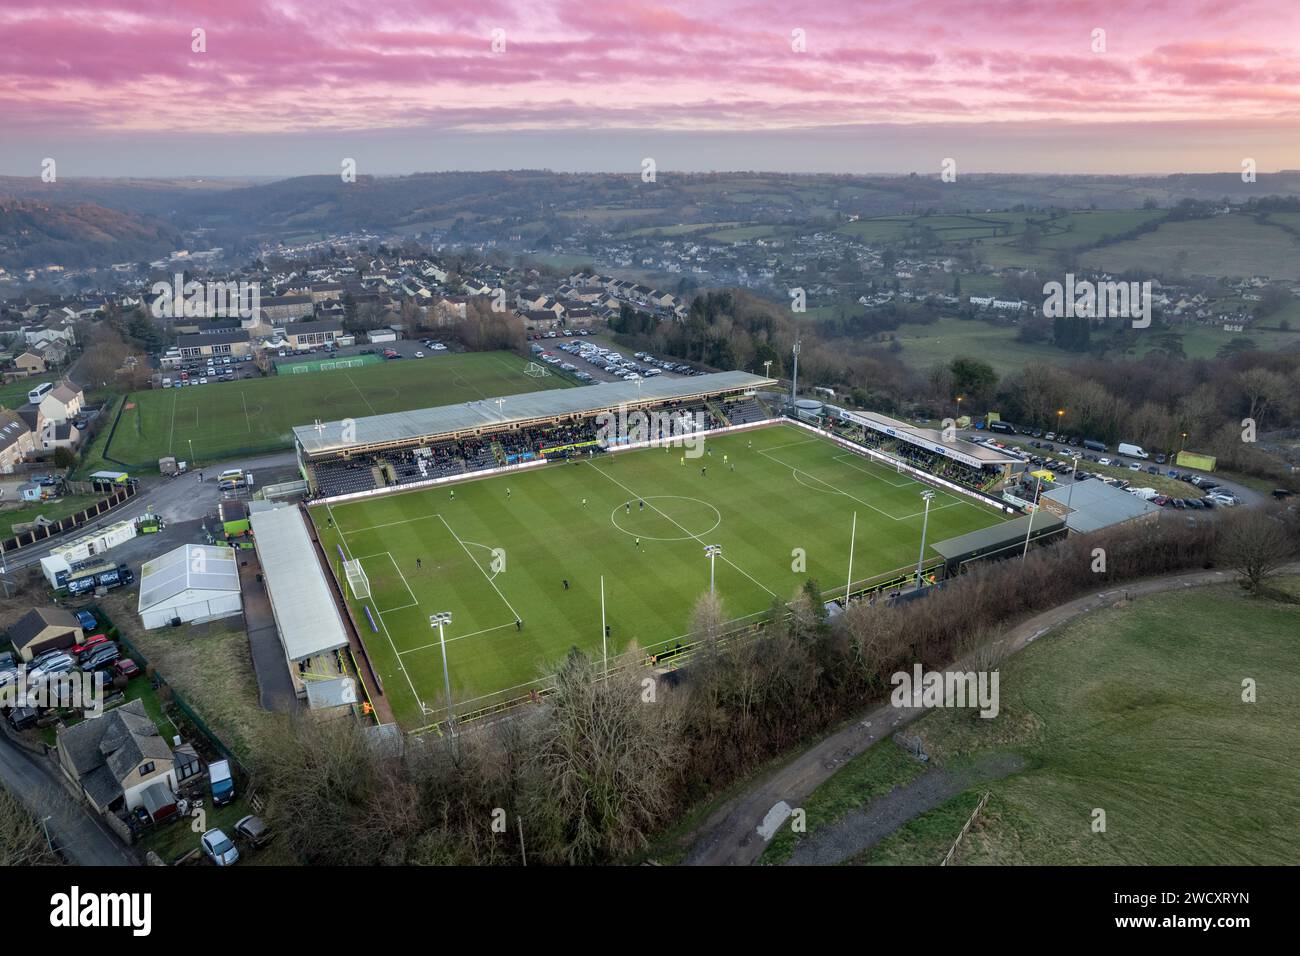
top-left (310, 423), bottom-right (1011, 729)
top-left (104, 351), bottom-right (572, 468)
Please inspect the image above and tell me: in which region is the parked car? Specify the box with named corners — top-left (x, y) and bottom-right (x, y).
top-left (0, 650), bottom-right (14, 671)
top-left (28, 653), bottom-right (74, 679)
top-left (112, 658), bottom-right (142, 681)
top-left (70, 633), bottom-right (110, 659)
top-left (234, 815), bottom-right (275, 848)
top-left (79, 644), bottom-right (120, 671)
top-left (201, 828), bottom-right (240, 866)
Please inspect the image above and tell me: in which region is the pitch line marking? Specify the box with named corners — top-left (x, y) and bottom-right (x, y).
top-left (398, 621), bottom-right (518, 655)
top-left (166, 388), bottom-right (179, 455)
top-left (587, 461), bottom-right (779, 599)
top-left (436, 514), bottom-right (521, 621)
top-left (326, 501), bottom-right (427, 712)
top-left (342, 513), bottom-right (442, 535)
top-left (343, 370), bottom-right (378, 416)
top-left (832, 453), bottom-right (913, 487)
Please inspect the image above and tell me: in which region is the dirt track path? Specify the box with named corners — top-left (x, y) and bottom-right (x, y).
top-left (680, 563), bottom-right (1298, 866)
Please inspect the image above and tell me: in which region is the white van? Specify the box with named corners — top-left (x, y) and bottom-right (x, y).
top-left (1117, 442), bottom-right (1149, 460)
top-left (27, 382), bottom-right (54, 404)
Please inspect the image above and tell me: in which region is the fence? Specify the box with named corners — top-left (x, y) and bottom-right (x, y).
top-left (0, 482), bottom-right (138, 554)
top-left (90, 603), bottom-right (248, 778)
top-left (941, 791), bottom-right (990, 866)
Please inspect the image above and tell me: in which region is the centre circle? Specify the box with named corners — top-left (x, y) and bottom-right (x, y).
top-left (610, 496), bottom-right (722, 541)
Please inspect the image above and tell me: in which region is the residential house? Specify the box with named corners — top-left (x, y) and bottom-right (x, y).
top-left (0, 409), bottom-right (35, 474)
top-left (6, 606), bottom-right (83, 662)
top-left (56, 699), bottom-right (180, 821)
top-left (38, 381), bottom-right (83, 425)
top-left (34, 339), bottom-right (69, 368)
top-left (257, 295), bottom-right (314, 323)
top-left (13, 351), bottom-right (45, 376)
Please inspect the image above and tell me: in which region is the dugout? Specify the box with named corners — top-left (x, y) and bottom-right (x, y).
top-left (930, 513), bottom-right (1067, 577)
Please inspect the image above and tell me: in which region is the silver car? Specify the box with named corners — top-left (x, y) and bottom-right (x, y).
top-left (201, 828), bottom-right (240, 866)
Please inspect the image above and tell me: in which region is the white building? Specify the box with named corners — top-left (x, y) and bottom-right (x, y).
top-left (137, 544), bottom-right (243, 629)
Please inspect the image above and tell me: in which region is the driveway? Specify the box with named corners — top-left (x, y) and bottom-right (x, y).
top-left (0, 734), bottom-right (137, 866)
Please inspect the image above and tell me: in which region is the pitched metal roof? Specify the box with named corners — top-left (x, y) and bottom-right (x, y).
top-left (248, 506), bottom-right (350, 661)
top-left (138, 544), bottom-right (241, 611)
top-left (1041, 479), bottom-right (1161, 533)
top-left (293, 370), bottom-right (775, 456)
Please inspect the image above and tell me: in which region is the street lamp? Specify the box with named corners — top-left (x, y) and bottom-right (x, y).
top-left (1179, 431), bottom-right (1188, 454)
top-left (955, 395), bottom-right (964, 418)
top-left (763, 359), bottom-right (773, 380)
top-left (1022, 473), bottom-right (1045, 559)
top-left (495, 397), bottom-right (506, 422)
top-left (915, 491), bottom-right (935, 590)
top-left (704, 544), bottom-right (722, 595)
top-left (429, 612), bottom-right (455, 744)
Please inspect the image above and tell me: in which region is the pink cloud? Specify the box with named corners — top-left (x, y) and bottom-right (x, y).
top-left (0, 0), bottom-right (1296, 153)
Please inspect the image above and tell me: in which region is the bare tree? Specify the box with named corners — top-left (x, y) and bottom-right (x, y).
top-left (1218, 508), bottom-right (1296, 594)
top-left (523, 648), bottom-right (683, 864)
top-left (0, 787), bottom-right (59, 866)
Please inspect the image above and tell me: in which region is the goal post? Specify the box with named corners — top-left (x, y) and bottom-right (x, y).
top-left (344, 558), bottom-right (370, 600)
top-left (524, 362), bottom-right (551, 378)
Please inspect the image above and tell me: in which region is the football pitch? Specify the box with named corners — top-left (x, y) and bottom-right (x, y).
top-left (310, 423), bottom-right (1012, 729)
top-left (103, 351), bottom-right (571, 468)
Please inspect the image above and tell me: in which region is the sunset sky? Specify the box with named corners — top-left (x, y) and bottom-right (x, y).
top-left (1, 0), bottom-right (1298, 176)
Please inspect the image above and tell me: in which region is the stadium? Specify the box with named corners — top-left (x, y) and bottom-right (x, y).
top-left (287, 370), bottom-right (1027, 730)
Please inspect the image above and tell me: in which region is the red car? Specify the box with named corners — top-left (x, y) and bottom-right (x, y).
top-left (112, 659), bottom-right (141, 681)
top-left (71, 634), bottom-right (110, 659)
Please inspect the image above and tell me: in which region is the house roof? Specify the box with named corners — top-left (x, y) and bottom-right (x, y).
top-left (8, 606), bottom-right (80, 650)
top-left (57, 699), bottom-right (172, 807)
top-left (50, 382), bottom-right (80, 403)
top-left (0, 410), bottom-right (32, 452)
top-left (138, 544), bottom-right (241, 612)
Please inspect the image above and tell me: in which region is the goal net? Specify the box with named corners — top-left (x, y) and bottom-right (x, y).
top-left (524, 362), bottom-right (551, 378)
top-left (344, 558), bottom-right (370, 600)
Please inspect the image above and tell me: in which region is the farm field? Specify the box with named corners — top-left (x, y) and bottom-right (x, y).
top-left (310, 423), bottom-right (1010, 729)
top-left (1081, 215), bottom-right (1300, 280)
top-left (762, 581), bottom-right (1300, 865)
top-left (102, 351), bottom-right (572, 469)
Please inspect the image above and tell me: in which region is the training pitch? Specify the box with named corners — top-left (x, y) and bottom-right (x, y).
top-left (104, 351), bottom-right (571, 468)
top-left (311, 423), bottom-right (1011, 729)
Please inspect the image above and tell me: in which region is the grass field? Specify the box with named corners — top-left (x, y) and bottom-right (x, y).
top-left (103, 351), bottom-right (572, 469)
top-left (762, 580), bottom-right (1300, 865)
top-left (310, 423), bottom-right (1010, 729)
